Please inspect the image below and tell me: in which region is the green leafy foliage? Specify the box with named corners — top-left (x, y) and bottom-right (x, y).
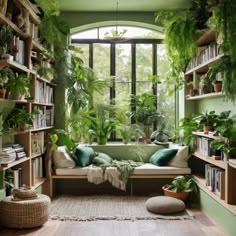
top-left (164, 175), bottom-right (199, 193)
top-left (194, 110), bottom-right (218, 127)
top-left (0, 25), bottom-right (14, 54)
top-left (0, 67), bottom-right (14, 89)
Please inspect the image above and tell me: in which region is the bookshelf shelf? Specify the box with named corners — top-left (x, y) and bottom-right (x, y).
top-left (185, 54), bottom-right (223, 76)
top-left (32, 40), bottom-right (46, 52)
top-left (194, 151), bottom-right (226, 169)
top-left (0, 157), bottom-right (29, 171)
top-left (32, 102), bottom-right (54, 107)
top-left (31, 126), bottom-right (54, 132)
top-left (186, 92), bottom-right (223, 100)
top-left (195, 175), bottom-right (236, 215)
top-left (31, 177), bottom-right (46, 190)
top-left (192, 131), bottom-right (222, 140)
top-left (0, 59), bottom-right (29, 72)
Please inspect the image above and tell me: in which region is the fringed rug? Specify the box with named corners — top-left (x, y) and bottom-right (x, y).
top-left (50, 195), bottom-right (194, 221)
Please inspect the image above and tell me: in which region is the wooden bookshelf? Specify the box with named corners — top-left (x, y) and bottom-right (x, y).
top-left (32, 177), bottom-right (46, 190)
top-left (194, 151), bottom-right (226, 169)
top-left (31, 126), bottom-right (54, 132)
top-left (0, 59), bottom-right (29, 72)
top-left (195, 175), bottom-right (236, 215)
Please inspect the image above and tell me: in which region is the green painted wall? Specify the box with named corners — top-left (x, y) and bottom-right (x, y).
top-left (60, 12), bottom-right (162, 33)
top-left (200, 190), bottom-right (236, 236)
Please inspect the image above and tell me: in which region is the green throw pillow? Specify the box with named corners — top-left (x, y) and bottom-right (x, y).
top-left (92, 152), bottom-right (113, 165)
top-left (149, 148), bottom-right (178, 166)
top-left (73, 146), bottom-right (97, 167)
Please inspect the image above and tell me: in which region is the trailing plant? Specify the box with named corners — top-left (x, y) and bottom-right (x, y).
top-left (208, 0), bottom-right (236, 103)
top-left (155, 10), bottom-right (198, 88)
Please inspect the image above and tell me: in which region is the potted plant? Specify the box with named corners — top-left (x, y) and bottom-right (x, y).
top-left (7, 73), bottom-right (31, 100)
top-left (4, 170), bottom-right (14, 196)
top-left (84, 105), bottom-right (117, 145)
top-left (194, 110), bottom-right (218, 134)
top-left (0, 67), bottom-right (15, 99)
top-left (0, 25), bottom-right (14, 59)
top-left (162, 175), bottom-right (199, 202)
top-left (199, 74), bottom-right (212, 94)
top-left (7, 107), bottom-right (40, 131)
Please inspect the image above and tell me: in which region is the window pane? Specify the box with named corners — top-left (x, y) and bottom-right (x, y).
top-left (136, 44), bottom-right (152, 82)
top-left (157, 44), bottom-right (175, 135)
top-left (73, 44), bottom-right (89, 67)
top-left (116, 44), bottom-right (131, 83)
top-left (71, 29), bottom-right (98, 39)
top-left (136, 82), bottom-right (153, 95)
top-left (93, 44), bottom-right (110, 104)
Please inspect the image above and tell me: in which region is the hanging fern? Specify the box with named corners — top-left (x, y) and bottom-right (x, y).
top-left (155, 10), bottom-right (198, 88)
top-left (36, 0), bottom-right (60, 16)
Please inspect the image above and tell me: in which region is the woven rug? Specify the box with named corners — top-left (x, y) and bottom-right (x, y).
top-left (50, 195), bottom-right (194, 221)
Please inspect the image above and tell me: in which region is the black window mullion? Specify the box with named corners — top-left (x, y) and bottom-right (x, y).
top-left (110, 43), bottom-right (116, 103)
top-left (89, 43), bottom-right (93, 69)
top-left (131, 43), bottom-right (136, 123)
top-left (152, 43), bottom-right (157, 130)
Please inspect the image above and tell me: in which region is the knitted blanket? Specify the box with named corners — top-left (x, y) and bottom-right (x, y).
top-left (87, 160), bottom-right (143, 191)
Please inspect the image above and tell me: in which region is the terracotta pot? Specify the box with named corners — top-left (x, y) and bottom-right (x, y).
top-left (162, 186), bottom-right (191, 202)
top-left (204, 126), bottom-right (213, 134)
top-left (0, 88), bottom-right (7, 99)
top-left (212, 82), bottom-right (222, 92)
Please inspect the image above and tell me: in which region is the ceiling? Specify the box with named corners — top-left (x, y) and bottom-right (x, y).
top-left (59, 0), bottom-right (190, 12)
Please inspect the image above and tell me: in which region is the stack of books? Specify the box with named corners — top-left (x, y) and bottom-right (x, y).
top-left (0, 147), bottom-right (17, 165)
top-left (12, 144), bottom-right (27, 160)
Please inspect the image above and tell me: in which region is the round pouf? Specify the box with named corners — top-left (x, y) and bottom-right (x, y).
top-left (0, 194), bottom-right (51, 228)
top-left (146, 196), bottom-right (185, 214)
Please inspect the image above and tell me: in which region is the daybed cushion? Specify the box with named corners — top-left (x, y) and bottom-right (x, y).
top-left (92, 152), bottom-right (113, 165)
top-left (146, 196), bottom-right (185, 214)
top-left (73, 146), bottom-right (97, 167)
top-left (149, 148), bottom-right (178, 166)
top-left (168, 145), bottom-right (190, 168)
top-left (55, 163), bottom-right (191, 175)
top-left (53, 146), bottom-right (76, 168)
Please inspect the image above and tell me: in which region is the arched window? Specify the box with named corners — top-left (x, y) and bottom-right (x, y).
top-left (70, 26), bottom-right (175, 141)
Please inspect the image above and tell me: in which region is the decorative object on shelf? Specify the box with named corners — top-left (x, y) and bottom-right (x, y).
top-left (162, 175), bottom-right (199, 202)
top-left (0, 24), bottom-right (14, 58)
top-left (0, 67), bottom-right (15, 99)
top-left (212, 80), bottom-right (222, 92)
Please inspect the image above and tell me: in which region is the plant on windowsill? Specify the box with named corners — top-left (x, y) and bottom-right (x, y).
top-left (84, 104), bottom-right (118, 145)
top-left (162, 175), bottom-right (199, 202)
top-left (7, 73), bottom-right (31, 100)
top-left (0, 67), bottom-right (15, 99)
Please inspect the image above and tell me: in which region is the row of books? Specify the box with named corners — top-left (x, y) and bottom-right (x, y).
top-left (0, 144), bottom-right (26, 165)
top-left (12, 36), bottom-right (25, 65)
top-left (205, 164), bottom-right (225, 200)
top-left (35, 80), bottom-right (54, 104)
top-left (186, 44), bottom-right (222, 71)
top-left (197, 136), bottom-right (222, 159)
top-left (31, 157), bottom-right (43, 186)
top-left (33, 106), bottom-right (46, 128)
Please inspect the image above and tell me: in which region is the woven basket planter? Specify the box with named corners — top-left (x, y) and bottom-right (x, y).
top-left (0, 194), bottom-right (51, 228)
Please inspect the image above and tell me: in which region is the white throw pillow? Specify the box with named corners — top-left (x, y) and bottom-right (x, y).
top-left (168, 145), bottom-right (189, 168)
top-left (53, 146), bottom-right (76, 168)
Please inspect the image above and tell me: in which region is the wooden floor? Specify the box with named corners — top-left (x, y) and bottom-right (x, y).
top-left (0, 209), bottom-right (228, 236)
